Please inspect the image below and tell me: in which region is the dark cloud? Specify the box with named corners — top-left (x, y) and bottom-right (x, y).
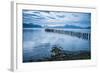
top-left (56, 15), bottom-right (65, 18)
top-left (47, 16), bottom-right (56, 19)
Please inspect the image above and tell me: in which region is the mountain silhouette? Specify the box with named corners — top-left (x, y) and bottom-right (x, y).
top-left (23, 23), bottom-right (42, 28)
top-left (50, 24), bottom-right (91, 29)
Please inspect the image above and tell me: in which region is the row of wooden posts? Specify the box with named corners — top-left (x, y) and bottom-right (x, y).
top-left (45, 28), bottom-right (90, 40)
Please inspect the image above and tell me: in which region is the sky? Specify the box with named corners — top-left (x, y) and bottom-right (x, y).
top-left (23, 10), bottom-right (91, 28)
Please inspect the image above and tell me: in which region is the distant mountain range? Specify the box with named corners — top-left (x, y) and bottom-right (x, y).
top-left (52, 24), bottom-right (91, 29)
top-left (23, 23), bottom-right (91, 29)
top-left (23, 23), bottom-right (42, 28)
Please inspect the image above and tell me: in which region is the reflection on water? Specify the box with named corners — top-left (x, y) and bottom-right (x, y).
top-left (23, 28), bottom-right (91, 62)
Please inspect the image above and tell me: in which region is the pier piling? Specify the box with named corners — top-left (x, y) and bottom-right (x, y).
top-left (45, 28), bottom-right (90, 40)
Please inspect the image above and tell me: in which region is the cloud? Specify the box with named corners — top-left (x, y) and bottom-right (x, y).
top-left (23, 10), bottom-right (91, 27)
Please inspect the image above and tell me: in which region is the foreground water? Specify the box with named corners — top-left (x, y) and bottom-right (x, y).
top-left (23, 28), bottom-right (91, 62)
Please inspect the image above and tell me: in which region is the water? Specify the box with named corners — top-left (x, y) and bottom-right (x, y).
top-left (23, 28), bottom-right (91, 62)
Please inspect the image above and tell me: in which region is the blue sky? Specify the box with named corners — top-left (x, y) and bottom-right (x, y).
top-left (23, 10), bottom-right (91, 28)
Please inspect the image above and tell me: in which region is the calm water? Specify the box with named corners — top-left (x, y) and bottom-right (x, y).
top-left (23, 28), bottom-right (91, 62)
